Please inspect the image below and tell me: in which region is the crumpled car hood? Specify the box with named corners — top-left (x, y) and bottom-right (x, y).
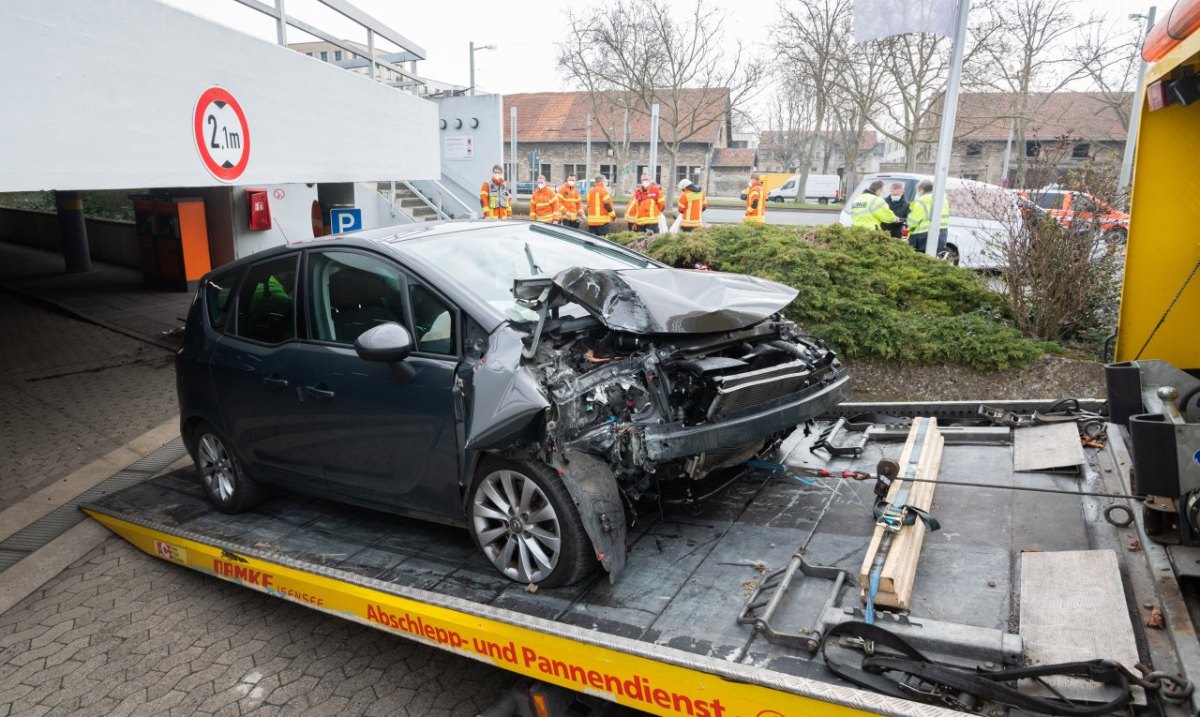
top-left (548, 267), bottom-right (798, 334)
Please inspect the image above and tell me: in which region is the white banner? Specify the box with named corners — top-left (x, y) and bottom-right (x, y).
top-left (853, 0), bottom-right (958, 43)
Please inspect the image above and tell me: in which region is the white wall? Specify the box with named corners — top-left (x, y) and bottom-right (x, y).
top-left (0, 0), bottom-right (439, 192)
top-left (229, 184), bottom-right (321, 258)
top-left (433, 94), bottom-right (505, 192)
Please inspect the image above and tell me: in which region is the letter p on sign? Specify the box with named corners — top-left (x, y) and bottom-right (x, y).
top-left (330, 208), bottom-right (363, 234)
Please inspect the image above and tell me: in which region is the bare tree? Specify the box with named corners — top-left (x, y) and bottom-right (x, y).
top-left (1075, 18), bottom-right (1142, 130)
top-left (761, 78), bottom-right (815, 174)
top-left (829, 35), bottom-right (890, 195)
top-left (774, 0), bottom-right (852, 201)
top-left (970, 0), bottom-right (1102, 185)
top-left (558, 0), bottom-right (763, 205)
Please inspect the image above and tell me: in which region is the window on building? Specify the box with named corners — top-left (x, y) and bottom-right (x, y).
top-left (563, 164), bottom-right (587, 180)
top-left (965, 142), bottom-right (983, 157)
top-left (539, 164), bottom-right (552, 181)
top-left (306, 52), bottom-right (313, 57)
top-left (334, 50), bottom-right (343, 62)
top-left (962, 172), bottom-right (980, 181)
top-left (320, 51), bottom-right (328, 62)
top-left (636, 165), bottom-right (663, 185)
top-left (598, 164), bottom-right (616, 182)
top-left (1025, 140), bottom-right (1043, 157)
top-left (1072, 143), bottom-right (1091, 159)
top-left (675, 166), bottom-right (701, 183)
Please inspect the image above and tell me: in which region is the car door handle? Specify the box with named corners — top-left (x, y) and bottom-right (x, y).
top-left (303, 384), bottom-right (335, 401)
top-left (262, 375), bottom-right (290, 388)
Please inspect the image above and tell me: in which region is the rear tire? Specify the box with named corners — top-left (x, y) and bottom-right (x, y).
top-left (937, 247), bottom-right (960, 266)
top-left (191, 421), bottom-right (267, 514)
top-left (468, 456), bottom-right (594, 588)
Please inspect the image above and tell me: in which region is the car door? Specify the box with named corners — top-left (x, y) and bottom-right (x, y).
top-left (208, 252), bottom-right (327, 485)
top-left (298, 248), bottom-right (461, 520)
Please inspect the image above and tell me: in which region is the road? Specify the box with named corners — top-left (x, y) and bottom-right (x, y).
top-left (704, 206), bottom-right (840, 226)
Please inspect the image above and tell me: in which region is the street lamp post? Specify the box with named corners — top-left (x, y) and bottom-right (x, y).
top-left (1118, 7), bottom-right (1157, 196)
top-left (469, 42), bottom-right (496, 96)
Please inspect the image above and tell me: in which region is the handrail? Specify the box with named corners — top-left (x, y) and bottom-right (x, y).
top-left (430, 179), bottom-right (479, 219)
top-left (228, 0), bottom-right (426, 88)
top-left (399, 180), bottom-right (451, 221)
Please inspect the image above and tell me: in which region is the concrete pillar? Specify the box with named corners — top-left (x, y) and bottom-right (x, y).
top-left (55, 191), bottom-right (91, 273)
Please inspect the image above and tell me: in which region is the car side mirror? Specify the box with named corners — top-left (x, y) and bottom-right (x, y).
top-left (354, 323), bottom-right (413, 362)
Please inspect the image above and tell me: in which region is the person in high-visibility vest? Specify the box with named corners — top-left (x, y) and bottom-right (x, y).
top-left (586, 175), bottom-right (616, 236)
top-left (676, 178), bottom-right (707, 231)
top-left (848, 180), bottom-right (898, 231)
top-left (529, 176), bottom-right (560, 223)
top-left (625, 197), bottom-right (638, 232)
top-left (744, 173), bottom-right (766, 224)
top-left (479, 164), bottom-right (511, 219)
top-left (557, 174), bottom-right (582, 229)
top-left (632, 173), bottom-right (666, 233)
top-left (906, 179), bottom-right (951, 255)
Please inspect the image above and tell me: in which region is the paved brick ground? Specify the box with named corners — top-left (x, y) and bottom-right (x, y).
top-left (0, 293), bottom-right (178, 508)
top-left (0, 539), bottom-right (508, 716)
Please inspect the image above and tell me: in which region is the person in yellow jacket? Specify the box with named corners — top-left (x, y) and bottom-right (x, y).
top-left (632, 173), bottom-right (666, 233)
top-left (744, 173), bottom-right (766, 224)
top-left (529, 176), bottom-right (560, 223)
top-left (586, 175), bottom-right (616, 236)
top-left (906, 179), bottom-right (951, 255)
top-left (676, 178), bottom-right (707, 231)
top-left (625, 197), bottom-right (638, 232)
top-left (557, 173), bottom-right (582, 229)
top-left (479, 164), bottom-right (512, 219)
top-left (848, 180), bottom-right (898, 230)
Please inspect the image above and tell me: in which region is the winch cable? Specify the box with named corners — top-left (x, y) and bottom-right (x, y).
top-left (1134, 252), bottom-right (1200, 360)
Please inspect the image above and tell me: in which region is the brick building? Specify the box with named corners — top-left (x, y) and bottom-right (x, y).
top-left (896, 92), bottom-right (1132, 187)
top-left (501, 90), bottom-right (752, 196)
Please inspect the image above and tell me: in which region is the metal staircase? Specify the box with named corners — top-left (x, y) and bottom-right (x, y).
top-left (377, 180), bottom-right (479, 222)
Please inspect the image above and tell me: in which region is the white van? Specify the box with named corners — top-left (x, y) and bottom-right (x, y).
top-left (768, 174), bottom-right (842, 204)
top-left (839, 172), bottom-right (1023, 269)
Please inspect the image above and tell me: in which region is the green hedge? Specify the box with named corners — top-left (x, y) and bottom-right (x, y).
top-left (610, 224), bottom-right (1053, 370)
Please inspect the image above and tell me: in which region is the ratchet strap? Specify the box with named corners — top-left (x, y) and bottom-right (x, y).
top-left (821, 621), bottom-right (1133, 716)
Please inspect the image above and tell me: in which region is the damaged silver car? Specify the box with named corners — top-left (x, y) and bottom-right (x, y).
top-left (177, 220), bottom-right (849, 587)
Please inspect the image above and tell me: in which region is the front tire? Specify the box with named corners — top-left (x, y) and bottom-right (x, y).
top-left (468, 457), bottom-right (593, 587)
top-left (192, 421), bottom-right (266, 514)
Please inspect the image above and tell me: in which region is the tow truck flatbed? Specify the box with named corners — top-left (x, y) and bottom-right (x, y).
top-left (81, 400), bottom-right (1199, 717)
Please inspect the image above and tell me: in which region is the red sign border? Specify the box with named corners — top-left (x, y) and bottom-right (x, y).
top-left (192, 86), bottom-right (251, 182)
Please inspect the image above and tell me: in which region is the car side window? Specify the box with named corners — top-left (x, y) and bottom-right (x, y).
top-left (408, 282), bottom-right (457, 356)
top-left (234, 255), bottom-right (298, 344)
top-left (1035, 192), bottom-right (1064, 210)
top-left (308, 251), bottom-right (407, 345)
top-left (204, 271), bottom-right (240, 331)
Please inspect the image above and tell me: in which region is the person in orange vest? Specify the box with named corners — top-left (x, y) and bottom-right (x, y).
top-left (557, 173), bottom-right (582, 229)
top-left (744, 172), bottom-right (766, 224)
top-left (479, 164), bottom-right (511, 219)
top-left (676, 178), bottom-right (707, 232)
top-left (632, 173), bottom-right (666, 233)
top-left (625, 197), bottom-right (638, 232)
top-left (585, 175), bottom-right (616, 236)
top-left (529, 176), bottom-right (560, 223)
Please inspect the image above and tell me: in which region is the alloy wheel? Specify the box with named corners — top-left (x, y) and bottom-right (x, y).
top-left (472, 469), bottom-right (562, 583)
top-left (197, 433), bottom-right (236, 503)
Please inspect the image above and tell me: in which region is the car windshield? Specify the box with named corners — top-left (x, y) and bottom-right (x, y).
top-left (401, 224), bottom-right (654, 321)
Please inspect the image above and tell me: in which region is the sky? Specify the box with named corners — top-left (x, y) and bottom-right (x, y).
top-left (163, 0), bottom-right (1163, 99)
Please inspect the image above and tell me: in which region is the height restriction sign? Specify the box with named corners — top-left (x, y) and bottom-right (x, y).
top-left (193, 87), bottom-right (251, 182)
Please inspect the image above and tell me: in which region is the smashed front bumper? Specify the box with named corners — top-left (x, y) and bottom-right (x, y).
top-left (642, 372), bottom-right (851, 462)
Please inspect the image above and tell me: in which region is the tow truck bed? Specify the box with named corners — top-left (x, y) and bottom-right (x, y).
top-left (81, 401), bottom-right (1199, 717)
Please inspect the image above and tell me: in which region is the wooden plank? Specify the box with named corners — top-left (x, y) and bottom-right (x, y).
top-left (1020, 550), bottom-right (1142, 704)
top-left (859, 418), bottom-right (924, 587)
top-left (860, 418), bottom-right (943, 610)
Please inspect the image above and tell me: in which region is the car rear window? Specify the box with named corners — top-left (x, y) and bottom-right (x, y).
top-left (1034, 192), bottom-right (1064, 210)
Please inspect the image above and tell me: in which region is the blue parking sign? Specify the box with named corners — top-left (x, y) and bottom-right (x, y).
top-left (330, 208), bottom-right (363, 234)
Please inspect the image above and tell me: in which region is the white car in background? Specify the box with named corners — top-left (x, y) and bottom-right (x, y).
top-left (840, 173), bottom-right (1024, 269)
